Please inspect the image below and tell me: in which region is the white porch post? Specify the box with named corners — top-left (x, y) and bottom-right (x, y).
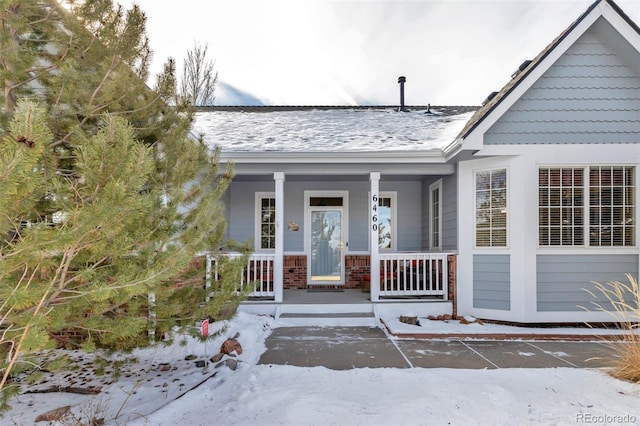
top-left (274, 172), bottom-right (285, 303)
top-left (370, 172), bottom-right (380, 302)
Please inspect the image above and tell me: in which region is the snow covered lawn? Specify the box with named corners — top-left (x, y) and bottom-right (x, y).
top-left (5, 313), bottom-right (639, 426)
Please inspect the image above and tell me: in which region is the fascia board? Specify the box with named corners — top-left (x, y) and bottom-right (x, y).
top-left (601, 3), bottom-right (640, 53)
top-left (220, 150), bottom-right (447, 164)
top-left (229, 163), bottom-right (456, 176)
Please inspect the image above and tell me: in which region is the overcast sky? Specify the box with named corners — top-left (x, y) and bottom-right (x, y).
top-left (118, 0), bottom-right (640, 106)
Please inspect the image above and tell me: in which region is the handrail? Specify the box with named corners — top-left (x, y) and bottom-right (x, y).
top-left (206, 253), bottom-right (276, 298)
top-left (378, 252), bottom-right (450, 298)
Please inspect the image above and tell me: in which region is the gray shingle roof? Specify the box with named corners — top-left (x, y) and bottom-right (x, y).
top-left (194, 106), bottom-right (476, 153)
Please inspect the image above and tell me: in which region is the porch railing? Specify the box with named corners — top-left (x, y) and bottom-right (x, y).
top-left (206, 252), bottom-right (275, 298)
top-left (378, 252), bottom-right (449, 298)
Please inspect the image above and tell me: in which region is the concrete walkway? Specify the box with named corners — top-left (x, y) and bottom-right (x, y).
top-left (258, 326), bottom-right (621, 370)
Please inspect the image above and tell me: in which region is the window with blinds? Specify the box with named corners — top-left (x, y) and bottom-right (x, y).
top-left (538, 166), bottom-right (635, 247)
top-left (538, 168), bottom-right (584, 246)
top-left (475, 168), bottom-right (507, 247)
top-left (589, 166), bottom-right (635, 247)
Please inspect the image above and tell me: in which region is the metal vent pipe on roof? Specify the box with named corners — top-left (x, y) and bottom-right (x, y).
top-left (398, 76), bottom-right (407, 112)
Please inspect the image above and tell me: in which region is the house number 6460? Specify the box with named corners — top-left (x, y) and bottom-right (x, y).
top-left (371, 194), bottom-right (378, 231)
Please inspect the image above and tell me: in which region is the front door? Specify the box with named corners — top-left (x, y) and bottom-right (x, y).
top-left (309, 207), bottom-right (344, 284)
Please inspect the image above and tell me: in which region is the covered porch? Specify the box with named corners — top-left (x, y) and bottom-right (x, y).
top-left (193, 106), bottom-right (473, 314)
top-left (218, 166), bottom-right (458, 303)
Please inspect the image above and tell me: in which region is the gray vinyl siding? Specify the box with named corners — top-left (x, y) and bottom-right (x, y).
top-left (225, 179), bottom-right (424, 252)
top-left (226, 181), bottom-right (274, 248)
top-left (421, 180), bottom-right (431, 250)
top-left (537, 255), bottom-right (639, 312)
top-left (383, 180), bottom-right (423, 252)
top-left (485, 29), bottom-right (640, 145)
top-left (473, 255), bottom-right (510, 310)
top-left (441, 174), bottom-right (458, 251)
top-left (221, 191), bottom-right (231, 242)
top-left (421, 175), bottom-right (456, 251)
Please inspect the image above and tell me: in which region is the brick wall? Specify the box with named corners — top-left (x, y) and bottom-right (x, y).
top-left (448, 255), bottom-right (457, 317)
top-left (283, 255), bottom-right (307, 289)
top-left (345, 255), bottom-right (370, 289)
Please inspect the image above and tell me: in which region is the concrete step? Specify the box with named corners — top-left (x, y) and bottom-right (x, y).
top-left (274, 304), bottom-right (378, 327)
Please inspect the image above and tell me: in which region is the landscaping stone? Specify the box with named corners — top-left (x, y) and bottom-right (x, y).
top-left (35, 406), bottom-right (71, 423)
top-left (210, 353), bottom-right (224, 363)
top-left (220, 339), bottom-right (242, 355)
top-left (215, 358), bottom-right (238, 371)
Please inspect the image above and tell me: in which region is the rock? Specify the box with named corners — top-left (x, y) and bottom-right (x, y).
top-left (158, 363), bottom-right (171, 372)
top-left (224, 359), bottom-right (238, 371)
top-left (231, 331), bottom-right (240, 340)
top-left (184, 354), bottom-right (197, 361)
top-left (215, 359), bottom-right (238, 371)
top-left (35, 406), bottom-right (71, 423)
top-left (442, 314), bottom-right (452, 321)
top-left (427, 315), bottom-right (437, 320)
top-left (210, 353), bottom-right (224, 363)
top-left (458, 316), bottom-right (484, 325)
top-left (220, 338), bottom-right (242, 355)
top-left (195, 360), bottom-right (207, 368)
top-left (399, 315), bottom-right (418, 325)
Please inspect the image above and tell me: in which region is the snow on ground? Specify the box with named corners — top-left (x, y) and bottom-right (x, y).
top-left (383, 314), bottom-right (629, 337)
top-left (5, 312), bottom-right (640, 426)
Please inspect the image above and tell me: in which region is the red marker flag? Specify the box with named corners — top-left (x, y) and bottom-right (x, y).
top-left (201, 319), bottom-right (209, 337)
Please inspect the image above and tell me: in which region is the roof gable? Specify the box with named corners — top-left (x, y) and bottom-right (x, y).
top-left (455, 0), bottom-right (640, 150)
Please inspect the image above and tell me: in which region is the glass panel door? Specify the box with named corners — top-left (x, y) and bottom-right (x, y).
top-left (310, 208), bottom-right (343, 283)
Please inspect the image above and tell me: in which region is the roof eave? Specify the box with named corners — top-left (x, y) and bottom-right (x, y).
top-left (219, 149), bottom-right (448, 164)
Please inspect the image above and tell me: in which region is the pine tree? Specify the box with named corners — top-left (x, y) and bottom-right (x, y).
top-left (0, 1), bottom-right (248, 409)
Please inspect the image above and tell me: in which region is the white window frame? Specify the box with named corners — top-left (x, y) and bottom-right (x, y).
top-left (538, 165), bottom-right (636, 248)
top-left (474, 168), bottom-right (508, 248)
top-left (429, 180), bottom-right (443, 250)
top-left (255, 192), bottom-right (276, 252)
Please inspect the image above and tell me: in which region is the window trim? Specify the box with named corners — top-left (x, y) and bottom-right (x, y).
top-left (255, 192), bottom-right (276, 252)
top-left (429, 180), bottom-right (443, 250)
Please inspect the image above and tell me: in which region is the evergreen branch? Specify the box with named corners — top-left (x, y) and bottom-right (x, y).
top-left (46, 243), bottom-right (79, 306)
top-left (26, 5), bottom-right (55, 26)
top-left (6, 63), bottom-right (60, 92)
top-left (86, 56), bottom-right (119, 114)
top-left (0, 261), bottom-right (49, 392)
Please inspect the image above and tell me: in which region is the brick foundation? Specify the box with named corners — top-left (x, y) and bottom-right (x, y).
top-left (283, 255), bottom-right (307, 289)
top-left (448, 255), bottom-right (457, 317)
top-left (345, 255), bottom-right (370, 289)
